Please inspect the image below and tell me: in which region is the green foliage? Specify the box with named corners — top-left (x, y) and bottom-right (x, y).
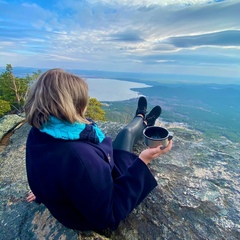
top-left (102, 100), bottom-right (135, 124)
top-left (86, 97), bottom-right (106, 121)
top-left (26, 70), bottom-right (42, 83)
top-left (0, 64), bottom-right (41, 115)
top-left (0, 97), bottom-right (11, 116)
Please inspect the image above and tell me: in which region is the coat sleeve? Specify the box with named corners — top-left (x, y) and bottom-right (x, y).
top-left (63, 144), bottom-right (157, 230)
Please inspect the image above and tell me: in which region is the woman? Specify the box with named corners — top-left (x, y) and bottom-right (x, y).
top-left (25, 69), bottom-right (172, 231)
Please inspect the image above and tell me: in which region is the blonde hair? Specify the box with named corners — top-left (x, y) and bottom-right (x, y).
top-left (24, 68), bottom-right (90, 128)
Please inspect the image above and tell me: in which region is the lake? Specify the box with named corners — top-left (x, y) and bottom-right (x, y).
top-left (86, 78), bottom-right (151, 101)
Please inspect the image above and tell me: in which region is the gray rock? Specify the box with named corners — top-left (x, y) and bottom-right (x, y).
top-left (0, 120), bottom-right (239, 240)
top-left (0, 114), bottom-right (25, 140)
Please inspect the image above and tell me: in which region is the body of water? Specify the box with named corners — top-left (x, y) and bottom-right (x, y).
top-left (86, 78), bottom-right (151, 101)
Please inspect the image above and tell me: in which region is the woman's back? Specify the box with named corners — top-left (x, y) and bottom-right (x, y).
top-left (26, 127), bottom-right (116, 230)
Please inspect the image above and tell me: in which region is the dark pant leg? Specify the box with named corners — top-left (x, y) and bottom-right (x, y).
top-left (112, 116), bottom-right (146, 152)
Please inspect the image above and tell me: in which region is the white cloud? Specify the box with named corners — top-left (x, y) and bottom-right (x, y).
top-left (86, 0), bottom-right (231, 7)
top-left (0, 0), bottom-right (239, 79)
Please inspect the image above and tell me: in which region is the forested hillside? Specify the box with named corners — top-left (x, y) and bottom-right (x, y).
top-left (103, 84), bottom-right (240, 142)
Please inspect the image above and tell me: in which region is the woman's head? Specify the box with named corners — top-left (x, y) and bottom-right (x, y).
top-left (24, 68), bottom-right (89, 128)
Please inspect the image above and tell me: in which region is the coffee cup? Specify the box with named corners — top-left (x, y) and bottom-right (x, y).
top-left (143, 126), bottom-right (173, 148)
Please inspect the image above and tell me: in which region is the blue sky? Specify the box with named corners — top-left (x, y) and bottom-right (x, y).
top-left (0, 0), bottom-right (240, 81)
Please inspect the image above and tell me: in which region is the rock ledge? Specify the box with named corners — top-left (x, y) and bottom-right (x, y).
top-left (0, 118), bottom-right (239, 240)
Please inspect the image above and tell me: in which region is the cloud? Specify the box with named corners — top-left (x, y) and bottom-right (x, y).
top-left (166, 30), bottom-right (240, 48)
top-left (108, 30), bottom-right (144, 42)
top-left (84, 0), bottom-right (229, 7)
top-left (139, 49), bottom-right (240, 66)
top-left (0, 0), bottom-right (239, 79)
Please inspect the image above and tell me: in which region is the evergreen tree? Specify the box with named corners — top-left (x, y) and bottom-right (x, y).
top-left (0, 97), bottom-right (11, 117)
top-left (0, 64), bottom-right (41, 115)
top-left (86, 97), bottom-right (106, 121)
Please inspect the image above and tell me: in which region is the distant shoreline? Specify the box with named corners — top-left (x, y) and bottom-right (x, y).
top-left (1, 66), bottom-right (239, 85)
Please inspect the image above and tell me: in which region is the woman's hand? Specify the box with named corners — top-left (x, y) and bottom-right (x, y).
top-left (139, 140), bottom-right (172, 165)
top-left (26, 192), bottom-right (36, 202)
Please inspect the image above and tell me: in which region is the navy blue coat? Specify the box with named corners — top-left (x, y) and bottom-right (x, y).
top-left (26, 127), bottom-right (157, 231)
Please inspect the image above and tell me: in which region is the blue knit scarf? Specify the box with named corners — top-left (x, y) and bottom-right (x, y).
top-left (40, 116), bottom-right (105, 143)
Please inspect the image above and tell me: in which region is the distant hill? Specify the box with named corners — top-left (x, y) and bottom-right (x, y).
top-left (1, 66), bottom-right (239, 85)
top-left (104, 83), bottom-right (240, 142)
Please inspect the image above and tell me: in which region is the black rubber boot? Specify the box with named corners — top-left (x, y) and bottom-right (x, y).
top-left (146, 105), bottom-right (162, 126)
top-left (135, 96), bottom-right (147, 117)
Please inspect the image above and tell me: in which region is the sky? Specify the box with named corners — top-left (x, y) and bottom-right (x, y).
top-left (0, 0), bottom-right (240, 82)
